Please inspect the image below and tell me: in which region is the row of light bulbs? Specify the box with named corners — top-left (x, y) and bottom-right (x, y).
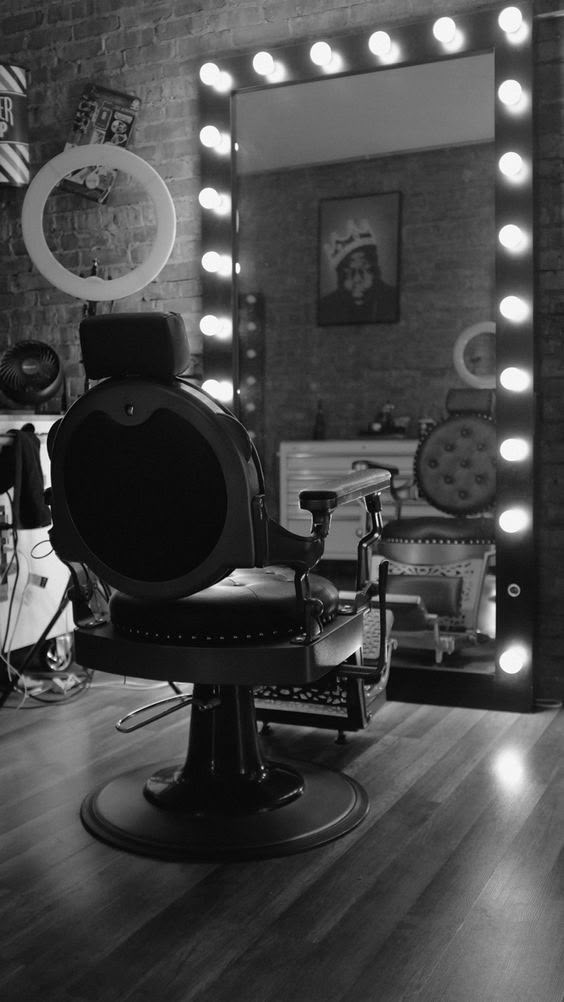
top-left (198, 7), bottom-right (533, 678)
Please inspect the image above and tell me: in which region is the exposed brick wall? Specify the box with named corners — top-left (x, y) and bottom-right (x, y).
top-left (238, 142), bottom-right (495, 494)
top-left (0, 0), bottom-right (562, 699)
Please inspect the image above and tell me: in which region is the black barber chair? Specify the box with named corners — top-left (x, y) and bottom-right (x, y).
top-left (355, 388), bottom-right (496, 664)
top-left (47, 313), bottom-right (390, 861)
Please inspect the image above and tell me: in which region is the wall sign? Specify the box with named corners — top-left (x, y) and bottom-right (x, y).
top-left (0, 63), bottom-right (29, 187)
top-left (61, 83), bottom-right (140, 203)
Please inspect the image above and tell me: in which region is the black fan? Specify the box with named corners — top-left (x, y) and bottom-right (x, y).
top-left (0, 340), bottom-right (63, 407)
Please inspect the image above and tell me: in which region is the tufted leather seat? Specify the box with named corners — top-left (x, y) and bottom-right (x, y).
top-left (110, 567), bottom-right (339, 646)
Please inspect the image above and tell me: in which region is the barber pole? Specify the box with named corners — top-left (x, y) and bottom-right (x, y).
top-left (0, 63), bottom-right (29, 187)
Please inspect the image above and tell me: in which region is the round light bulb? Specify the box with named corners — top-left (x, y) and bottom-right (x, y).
top-left (310, 41), bottom-right (332, 66)
top-left (498, 79), bottom-right (523, 106)
top-left (200, 314), bottom-right (220, 336)
top-left (217, 317), bottom-right (232, 338)
top-left (498, 6), bottom-right (523, 34)
top-left (202, 378), bottom-right (233, 403)
top-left (217, 254), bottom-right (232, 277)
top-left (500, 366), bottom-right (530, 392)
top-left (368, 31), bottom-right (392, 57)
top-left (499, 151), bottom-right (523, 177)
top-left (499, 644), bottom-right (527, 675)
top-left (198, 187), bottom-right (219, 210)
top-left (201, 251), bottom-right (220, 273)
top-left (499, 507), bottom-right (529, 534)
top-left (433, 17), bottom-right (457, 44)
top-left (215, 193), bottom-right (231, 216)
top-left (215, 71), bottom-right (233, 93)
top-left (199, 125), bottom-right (221, 148)
top-left (500, 295), bottom-right (529, 322)
top-left (253, 51), bottom-right (275, 75)
top-left (199, 62), bottom-right (220, 86)
top-left (500, 437), bottom-right (529, 462)
top-left (498, 224), bottom-right (525, 250)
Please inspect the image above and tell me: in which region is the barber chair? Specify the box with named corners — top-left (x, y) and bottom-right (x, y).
top-left (355, 389), bottom-right (496, 664)
top-left (47, 312), bottom-right (390, 861)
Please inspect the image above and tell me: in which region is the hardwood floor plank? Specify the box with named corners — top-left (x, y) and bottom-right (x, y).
top-left (0, 684), bottom-right (562, 1002)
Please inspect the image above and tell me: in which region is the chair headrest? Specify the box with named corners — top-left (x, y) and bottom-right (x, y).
top-left (79, 312), bottom-right (190, 381)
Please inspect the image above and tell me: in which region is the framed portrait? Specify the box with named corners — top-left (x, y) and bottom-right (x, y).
top-left (318, 191), bottom-right (401, 326)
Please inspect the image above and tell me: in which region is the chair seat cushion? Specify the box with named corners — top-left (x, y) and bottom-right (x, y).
top-left (109, 566), bottom-right (339, 645)
top-left (382, 516), bottom-right (495, 544)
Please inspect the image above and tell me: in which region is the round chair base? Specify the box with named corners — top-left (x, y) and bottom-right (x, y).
top-left (80, 758), bottom-right (369, 861)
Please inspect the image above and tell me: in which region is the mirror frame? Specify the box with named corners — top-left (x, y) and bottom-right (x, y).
top-left (198, 3), bottom-right (535, 711)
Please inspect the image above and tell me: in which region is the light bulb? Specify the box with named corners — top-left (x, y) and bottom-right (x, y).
top-left (500, 437), bottom-right (529, 462)
top-left (216, 71), bottom-right (232, 93)
top-left (500, 366), bottom-right (530, 392)
top-left (499, 151), bottom-right (523, 177)
top-left (499, 644), bottom-right (527, 674)
top-left (498, 79), bottom-right (523, 106)
top-left (200, 314), bottom-right (220, 336)
top-left (368, 31), bottom-right (392, 57)
top-left (199, 125), bottom-right (221, 148)
top-left (253, 51), bottom-right (275, 75)
top-left (198, 187), bottom-right (219, 210)
top-left (498, 6), bottom-right (523, 34)
top-left (201, 251), bottom-right (221, 272)
top-left (310, 41), bottom-right (332, 66)
top-left (498, 224), bottom-right (525, 250)
top-left (202, 378), bottom-right (233, 403)
top-left (499, 507), bottom-right (529, 534)
top-left (199, 62), bottom-right (220, 86)
top-left (217, 254), bottom-right (232, 277)
top-left (433, 17), bottom-right (457, 44)
top-left (500, 295), bottom-right (529, 322)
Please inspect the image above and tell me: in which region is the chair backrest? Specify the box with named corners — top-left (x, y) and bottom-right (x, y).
top-left (414, 388), bottom-right (496, 517)
top-left (48, 313), bottom-right (263, 600)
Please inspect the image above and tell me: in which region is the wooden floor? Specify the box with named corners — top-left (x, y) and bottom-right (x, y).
top-left (1, 677), bottom-right (563, 1002)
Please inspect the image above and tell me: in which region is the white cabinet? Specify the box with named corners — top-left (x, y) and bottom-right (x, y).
top-left (0, 412), bottom-right (72, 652)
top-left (279, 439), bottom-right (438, 561)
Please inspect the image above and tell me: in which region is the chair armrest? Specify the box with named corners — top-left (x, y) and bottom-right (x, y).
top-left (299, 468), bottom-right (391, 515)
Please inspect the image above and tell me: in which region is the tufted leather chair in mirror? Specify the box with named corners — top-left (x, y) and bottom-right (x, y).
top-left (356, 389), bottom-right (496, 664)
top-left (47, 312), bottom-right (391, 861)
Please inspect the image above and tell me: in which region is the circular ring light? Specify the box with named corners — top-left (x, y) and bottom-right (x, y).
top-left (21, 145), bottom-right (176, 302)
top-left (453, 321), bottom-right (496, 389)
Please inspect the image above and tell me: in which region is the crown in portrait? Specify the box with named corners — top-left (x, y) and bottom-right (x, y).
top-left (324, 218), bottom-right (377, 270)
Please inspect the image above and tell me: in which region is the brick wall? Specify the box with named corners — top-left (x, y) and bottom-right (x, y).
top-left (238, 142), bottom-right (495, 493)
top-left (0, 0), bottom-right (562, 699)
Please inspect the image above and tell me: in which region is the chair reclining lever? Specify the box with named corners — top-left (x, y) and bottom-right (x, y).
top-left (116, 692), bottom-right (221, 733)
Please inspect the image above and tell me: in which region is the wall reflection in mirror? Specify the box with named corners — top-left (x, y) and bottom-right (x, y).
top-left (198, 5), bottom-right (535, 711)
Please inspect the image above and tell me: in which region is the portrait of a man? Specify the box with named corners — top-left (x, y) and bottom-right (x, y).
top-left (318, 192), bottom-right (401, 325)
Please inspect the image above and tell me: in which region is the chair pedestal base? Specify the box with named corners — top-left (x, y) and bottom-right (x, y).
top-left (80, 682), bottom-right (368, 860)
top-left (81, 759), bottom-right (367, 861)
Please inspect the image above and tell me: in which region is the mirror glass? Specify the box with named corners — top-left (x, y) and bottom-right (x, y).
top-left (235, 54), bottom-right (495, 509)
top-left (198, 4), bottom-right (536, 710)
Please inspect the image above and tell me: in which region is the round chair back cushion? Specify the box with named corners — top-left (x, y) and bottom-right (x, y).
top-left (415, 413), bottom-right (496, 516)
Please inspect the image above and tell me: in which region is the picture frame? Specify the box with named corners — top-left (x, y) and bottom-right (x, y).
top-left (318, 191), bottom-right (401, 325)
top-left (61, 83), bottom-right (140, 203)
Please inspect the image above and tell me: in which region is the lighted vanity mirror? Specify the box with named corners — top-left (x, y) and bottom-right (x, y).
top-left (198, 4), bottom-right (535, 711)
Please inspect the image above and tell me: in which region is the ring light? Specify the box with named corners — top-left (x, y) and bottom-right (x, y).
top-left (453, 321), bottom-right (496, 389)
top-left (21, 145), bottom-right (176, 301)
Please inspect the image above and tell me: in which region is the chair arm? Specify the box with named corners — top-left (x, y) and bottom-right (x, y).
top-left (299, 468), bottom-right (391, 515)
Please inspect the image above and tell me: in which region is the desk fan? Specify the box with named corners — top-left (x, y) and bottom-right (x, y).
top-left (0, 340), bottom-right (63, 409)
